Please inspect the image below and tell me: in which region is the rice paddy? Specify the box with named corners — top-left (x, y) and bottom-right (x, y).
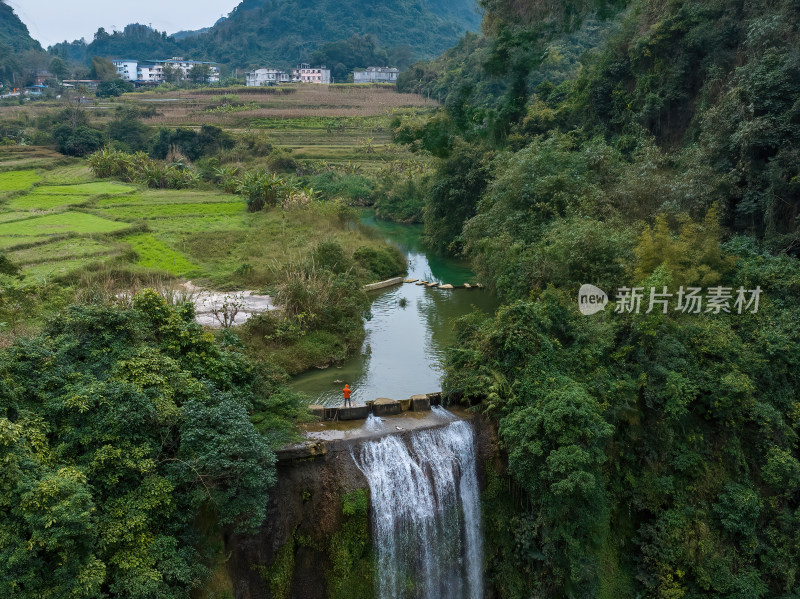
top-left (124, 233), bottom-right (199, 276)
top-left (6, 193), bottom-right (95, 211)
top-left (0, 167), bottom-right (382, 285)
top-left (0, 159), bottom-right (241, 279)
top-left (96, 201), bottom-right (243, 220)
top-left (0, 84), bottom-right (431, 283)
top-left (0, 212), bottom-right (130, 237)
top-left (10, 238), bottom-right (121, 265)
top-left (0, 169), bottom-right (41, 193)
top-left (32, 182), bottom-right (136, 195)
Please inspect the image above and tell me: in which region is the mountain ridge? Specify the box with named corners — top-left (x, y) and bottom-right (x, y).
top-left (0, 1), bottom-right (42, 53)
top-left (47, 0), bottom-right (481, 72)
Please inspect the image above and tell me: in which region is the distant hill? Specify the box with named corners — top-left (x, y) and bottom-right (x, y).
top-left (0, 1), bottom-right (42, 53)
top-left (179, 0), bottom-right (482, 68)
top-left (172, 17), bottom-right (227, 41)
top-left (49, 23), bottom-right (182, 66)
top-left (171, 27), bottom-right (212, 41)
top-left (0, 1), bottom-right (44, 86)
top-left (47, 0), bottom-right (481, 76)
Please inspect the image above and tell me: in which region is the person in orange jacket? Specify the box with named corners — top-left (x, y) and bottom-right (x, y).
top-left (343, 384), bottom-right (352, 407)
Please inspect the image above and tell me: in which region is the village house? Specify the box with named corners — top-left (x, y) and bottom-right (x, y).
top-left (353, 66), bottom-right (400, 84)
top-left (292, 63), bottom-right (331, 84)
top-left (246, 63), bottom-right (331, 85)
top-left (136, 62), bottom-right (164, 83)
top-left (112, 58), bottom-right (220, 84)
top-left (246, 68), bottom-right (291, 86)
top-left (62, 80), bottom-right (101, 89)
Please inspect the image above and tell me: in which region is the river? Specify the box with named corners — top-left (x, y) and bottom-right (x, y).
top-left (289, 212), bottom-right (498, 406)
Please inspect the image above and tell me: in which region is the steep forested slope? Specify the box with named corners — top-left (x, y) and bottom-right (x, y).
top-left (180, 0), bottom-right (481, 68)
top-left (394, 1), bottom-right (800, 597)
top-left (49, 0), bottom-right (481, 71)
top-left (0, 1), bottom-right (44, 86)
top-left (0, 1), bottom-right (40, 53)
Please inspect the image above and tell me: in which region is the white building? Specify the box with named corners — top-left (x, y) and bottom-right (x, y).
top-left (137, 62), bottom-right (163, 83)
top-left (111, 57), bottom-right (220, 84)
top-left (112, 59), bottom-right (139, 81)
top-left (246, 68), bottom-right (291, 86)
top-left (353, 67), bottom-right (400, 84)
top-left (293, 63), bottom-right (331, 84)
top-left (163, 58), bottom-right (220, 83)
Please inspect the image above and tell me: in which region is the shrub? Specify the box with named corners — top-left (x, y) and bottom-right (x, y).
top-left (53, 125), bottom-right (105, 157)
top-left (303, 171), bottom-right (375, 204)
top-left (374, 176), bottom-right (426, 223)
top-left (107, 113), bottom-right (151, 152)
top-left (87, 147), bottom-right (199, 190)
top-left (236, 169), bottom-right (284, 211)
top-left (312, 241), bottom-right (353, 274)
top-left (352, 245), bottom-right (406, 280)
top-left (150, 125), bottom-right (234, 161)
top-left (96, 79), bottom-right (134, 97)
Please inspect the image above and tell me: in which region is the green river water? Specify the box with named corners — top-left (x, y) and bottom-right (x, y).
top-left (289, 212), bottom-right (499, 406)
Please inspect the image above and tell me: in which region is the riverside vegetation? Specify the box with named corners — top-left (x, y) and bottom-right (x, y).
top-left (2, 1), bottom-right (800, 598)
top-left (0, 83), bottom-right (416, 597)
top-left (390, 0), bottom-right (800, 598)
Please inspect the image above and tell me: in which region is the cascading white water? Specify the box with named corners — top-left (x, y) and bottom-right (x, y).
top-left (431, 405), bottom-right (459, 421)
top-left (362, 413), bottom-right (386, 432)
top-left (352, 420), bottom-right (483, 599)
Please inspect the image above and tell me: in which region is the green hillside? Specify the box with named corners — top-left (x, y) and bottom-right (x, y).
top-left (180, 0), bottom-right (482, 68)
top-left (49, 0), bottom-right (481, 72)
top-left (0, 1), bottom-right (44, 86)
top-left (393, 0), bottom-right (800, 597)
top-left (0, 1), bottom-right (41, 53)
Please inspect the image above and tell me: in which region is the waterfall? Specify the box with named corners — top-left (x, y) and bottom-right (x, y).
top-left (352, 420), bottom-right (483, 599)
top-left (363, 413), bottom-right (386, 432)
top-left (431, 405), bottom-right (458, 421)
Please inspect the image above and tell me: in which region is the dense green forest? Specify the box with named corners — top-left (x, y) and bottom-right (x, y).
top-left (178, 0), bottom-right (481, 68)
top-left (388, 0), bottom-right (800, 596)
top-left (0, 290), bottom-right (306, 597)
top-left (48, 0), bottom-right (481, 73)
top-left (0, 1), bottom-right (45, 87)
top-left (49, 24), bottom-right (183, 67)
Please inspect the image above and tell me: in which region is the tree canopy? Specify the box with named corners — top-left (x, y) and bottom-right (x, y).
top-left (0, 290), bottom-right (281, 598)
top-left (397, 0), bottom-right (800, 596)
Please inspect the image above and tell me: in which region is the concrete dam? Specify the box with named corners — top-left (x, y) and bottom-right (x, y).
top-left (224, 407), bottom-right (493, 599)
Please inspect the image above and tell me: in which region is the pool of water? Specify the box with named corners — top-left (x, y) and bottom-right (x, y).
top-left (289, 212), bottom-right (498, 406)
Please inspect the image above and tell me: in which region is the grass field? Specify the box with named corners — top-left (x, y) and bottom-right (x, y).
top-left (124, 233), bottom-right (199, 276)
top-left (32, 182), bottom-right (136, 195)
top-left (38, 164), bottom-right (94, 185)
top-left (0, 236), bottom-right (40, 249)
top-left (0, 169), bottom-right (41, 193)
top-left (0, 211), bottom-right (35, 224)
top-left (7, 193), bottom-right (95, 210)
top-left (96, 201), bottom-right (243, 220)
top-left (95, 190), bottom-right (245, 206)
top-left (0, 83), bottom-right (426, 284)
top-left (0, 212), bottom-right (131, 237)
top-left (25, 257), bottom-right (109, 281)
top-left (9, 238), bottom-right (121, 265)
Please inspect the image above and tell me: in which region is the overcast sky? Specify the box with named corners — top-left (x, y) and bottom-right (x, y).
top-left (6, 0), bottom-right (237, 48)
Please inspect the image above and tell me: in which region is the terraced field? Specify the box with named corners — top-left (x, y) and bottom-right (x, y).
top-left (0, 159), bottom-right (248, 281)
top-left (0, 169), bottom-right (41, 193)
top-left (0, 160), bottom-right (379, 287)
top-left (0, 85), bottom-right (430, 285)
